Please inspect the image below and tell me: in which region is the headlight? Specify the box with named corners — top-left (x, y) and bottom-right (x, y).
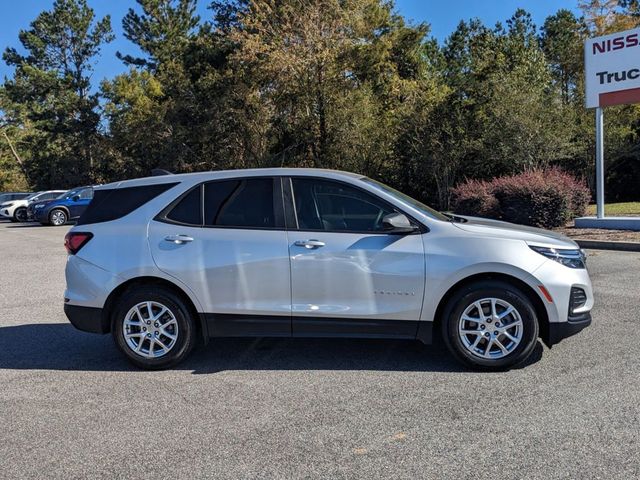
top-left (530, 246), bottom-right (586, 269)
top-left (1, 203), bottom-right (14, 208)
top-left (35, 204), bottom-right (45, 209)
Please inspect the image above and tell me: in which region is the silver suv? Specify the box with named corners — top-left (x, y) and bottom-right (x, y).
top-left (63, 169), bottom-right (593, 370)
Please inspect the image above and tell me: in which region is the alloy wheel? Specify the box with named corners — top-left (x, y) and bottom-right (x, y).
top-left (458, 297), bottom-right (523, 359)
top-left (50, 210), bottom-right (67, 226)
top-left (123, 301), bottom-right (179, 359)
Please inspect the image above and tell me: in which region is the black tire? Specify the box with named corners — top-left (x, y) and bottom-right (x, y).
top-left (13, 207), bottom-right (27, 222)
top-left (48, 209), bottom-right (67, 226)
top-left (112, 286), bottom-right (197, 370)
top-left (441, 280), bottom-right (539, 371)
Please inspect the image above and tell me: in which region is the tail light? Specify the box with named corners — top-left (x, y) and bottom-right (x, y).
top-left (64, 232), bottom-right (93, 254)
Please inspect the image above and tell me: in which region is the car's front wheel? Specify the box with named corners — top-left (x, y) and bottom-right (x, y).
top-left (13, 207), bottom-right (28, 222)
top-left (441, 280), bottom-right (539, 370)
top-left (48, 209), bottom-right (67, 226)
top-left (112, 286), bottom-right (197, 369)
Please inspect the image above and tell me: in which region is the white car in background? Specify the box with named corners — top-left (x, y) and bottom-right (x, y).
top-left (0, 190), bottom-right (66, 222)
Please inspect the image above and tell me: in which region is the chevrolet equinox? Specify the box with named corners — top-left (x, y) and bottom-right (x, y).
top-left (63, 169), bottom-right (593, 370)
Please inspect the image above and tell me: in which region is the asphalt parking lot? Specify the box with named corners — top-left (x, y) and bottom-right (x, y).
top-left (0, 220), bottom-right (639, 479)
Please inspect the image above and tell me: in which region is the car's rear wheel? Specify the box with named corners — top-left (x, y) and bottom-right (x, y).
top-left (49, 209), bottom-right (67, 226)
top-left (14, 207), bottom-right (27, 222)
top-left (441, 280), bottom-right (539, 370)
top-left (112, 286), bottom-right (197, 370)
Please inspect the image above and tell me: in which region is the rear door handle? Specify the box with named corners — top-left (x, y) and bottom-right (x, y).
top-left (164, 235), bottom-right (194, 244)
top-left (294, 239), bottom-right (325, 249)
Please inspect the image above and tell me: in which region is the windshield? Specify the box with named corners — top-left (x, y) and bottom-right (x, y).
top-left (361, 177), bottom-right (450, 222)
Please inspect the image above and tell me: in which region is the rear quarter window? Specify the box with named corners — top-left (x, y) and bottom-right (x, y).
top-left (77, 183), bottom-right (178, 225)
top-left (164, 186), bottom-right (203, 225)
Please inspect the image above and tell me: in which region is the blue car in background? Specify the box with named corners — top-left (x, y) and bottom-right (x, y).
top-left (33, 186), bottom-right (94, 226)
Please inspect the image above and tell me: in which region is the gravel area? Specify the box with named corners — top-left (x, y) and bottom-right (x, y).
top-left (555, 225), bottom-right (640, 242)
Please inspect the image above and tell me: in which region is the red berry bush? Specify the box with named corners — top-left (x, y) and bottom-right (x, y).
top-left (451, 168), bottom-right (590, 228)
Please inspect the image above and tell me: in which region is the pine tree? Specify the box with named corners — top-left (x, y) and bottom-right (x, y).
top-left (2, 0), bottom-right (113, 188)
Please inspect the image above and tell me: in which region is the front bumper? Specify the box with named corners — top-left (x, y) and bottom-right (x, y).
top-left (530, 256), bottom-right (594, 347)
top-left (547, 311), bottom-right (592, 346)
top-left (64, 304), bottom-right (109, 334)
top-left (33, 209), bottom-right (49, 223)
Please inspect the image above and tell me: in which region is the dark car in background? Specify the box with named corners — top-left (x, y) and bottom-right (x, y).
top-left (26, 191), bottom-right (68, 221)
top-left (33, 186), bottom-right (94, 226)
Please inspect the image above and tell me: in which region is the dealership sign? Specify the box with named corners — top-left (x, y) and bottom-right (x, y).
top-left (585, 27), bottom-right (640, 108)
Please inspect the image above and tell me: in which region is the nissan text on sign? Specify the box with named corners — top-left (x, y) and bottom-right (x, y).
top-left (585, 27), bottom-right (640, 108)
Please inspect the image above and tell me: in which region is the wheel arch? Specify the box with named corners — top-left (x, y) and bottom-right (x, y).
top-left (433, 272), bottom-right (550, 346)
top-left (101, 276), bottom-right (207, 343)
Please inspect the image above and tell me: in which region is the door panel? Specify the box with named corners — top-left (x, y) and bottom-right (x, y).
top-left (70, 188), bottom-right (93, 218)
top-left (287, 176), bottom-right (426, 334)
top-left (70, 199), bottom-right (91, 218)
top-left (289, 232), bottom-right (425, 324)
top-left (148, 177), bottom-right (291, 331)
top-left (149, 221), bottom-right (291, 318)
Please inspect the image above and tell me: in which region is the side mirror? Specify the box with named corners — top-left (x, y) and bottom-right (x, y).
top-left (382, 213), bottom-right (418, 234)
top-left (72, 195), bottom-right (80, 202)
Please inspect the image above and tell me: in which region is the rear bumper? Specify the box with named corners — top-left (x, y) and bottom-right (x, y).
top-left (547, 312), bottom-right (591, 346)
top-left (64, 304), bottom-right (109, 334)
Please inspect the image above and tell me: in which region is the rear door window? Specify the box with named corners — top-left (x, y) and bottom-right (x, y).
top-left (204, 178), bottom-right (279, 229)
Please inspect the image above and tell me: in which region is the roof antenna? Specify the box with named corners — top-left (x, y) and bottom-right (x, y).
top-left (151, 169), bottom-right (173, 176)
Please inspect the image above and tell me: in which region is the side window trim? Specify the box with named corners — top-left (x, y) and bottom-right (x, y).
top-left (282, 177), bottom-right (298, 230)
top-left (285, 176), bottom-right (425, 234)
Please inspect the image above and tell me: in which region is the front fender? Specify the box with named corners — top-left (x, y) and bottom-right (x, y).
top-left (420, 234), bottom-right (559, 325)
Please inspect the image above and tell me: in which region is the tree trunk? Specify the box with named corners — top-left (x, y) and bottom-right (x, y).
top-left (1, 129), bottom-right (31, 185)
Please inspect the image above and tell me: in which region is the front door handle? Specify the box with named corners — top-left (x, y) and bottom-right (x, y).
top-left (164, 234), bottom-right (194, 244)
top-left (294, 239), bottom-right (325, 249)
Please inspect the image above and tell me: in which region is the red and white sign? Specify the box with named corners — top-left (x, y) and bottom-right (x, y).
top-left (585, 27), bottom-right (640, 108)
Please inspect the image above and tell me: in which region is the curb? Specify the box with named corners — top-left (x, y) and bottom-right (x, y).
top-left (576, 239), bottom-right (640, 252)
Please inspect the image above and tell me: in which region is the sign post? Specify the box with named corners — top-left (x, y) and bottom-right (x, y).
top-left (595, 107), bottom-right (604, 219)
top-left (581, 27), bottom-right (640, 227)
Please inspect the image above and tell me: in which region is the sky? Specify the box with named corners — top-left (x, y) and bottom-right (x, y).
top-left (0, 0), bottom-right (580, 86)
